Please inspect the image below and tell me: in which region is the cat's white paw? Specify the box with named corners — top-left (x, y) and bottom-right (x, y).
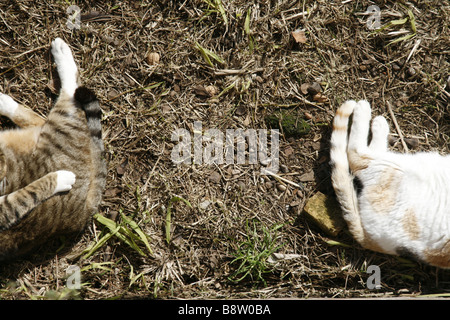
top-left (0, 93), bottom-right (18, 118)
top-left (354, 100), bottom-right (372, 120)
top-left (369, 116), bottom-right (390, 153)
top-left (371, 116), bottom-right (389, 136)
top-left (54, 170), bottom-right (76, 194)
top-left (51, 38), bottom-right (78, 96)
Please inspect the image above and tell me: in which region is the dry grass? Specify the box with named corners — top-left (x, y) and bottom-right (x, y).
top-left (0, 0), bottom-right (449, 299)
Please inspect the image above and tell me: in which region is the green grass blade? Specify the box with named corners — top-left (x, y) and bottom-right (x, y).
top-left (214, 0), bottom-right (228, 26)
top-left (244, 8), bottom-right (251, 35)
top-left (387, 33), bottom-right (415, 46)
top-left (195, 41), bottom-right (225, 67)
top-left (121, 212), bottom-right (153, 255)
top-left (92, 213), bottom-right (147, 257)
top-left (407, 9), bottom-right (416, 33)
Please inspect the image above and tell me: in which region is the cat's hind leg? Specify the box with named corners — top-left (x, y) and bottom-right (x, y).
top-left (51, 38), bottom-right (79, 97)
top-left (369, 116), bottom-right (389, 154)
top-left (348, 100), bottom-right (371, 153)
top-left (0, 93), bottom-right (45, 154)
top-left (0, 93), bottom-right (45, 128)
top-left (346, 100), bottom-right (374, 174)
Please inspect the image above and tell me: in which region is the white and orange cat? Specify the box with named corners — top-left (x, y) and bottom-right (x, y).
top-left (330, 100), bottom-right (450, 268)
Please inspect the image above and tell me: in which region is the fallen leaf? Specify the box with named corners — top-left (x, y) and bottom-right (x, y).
top-left (300, 83), bottom-right (310, 95)
top-left (292, 29), bottom-right (307, 43)
top-left (194, 85), bottom-right (212, 97)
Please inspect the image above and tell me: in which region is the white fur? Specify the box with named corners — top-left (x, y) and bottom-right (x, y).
top-left (331, 100), bottom-right (450, 267)
top-left (51, 38), bottom-right (78, 97)
top-left (0, 93), bottom-right (19, 118)
top-left (54, 170), bottom-right (76, 194)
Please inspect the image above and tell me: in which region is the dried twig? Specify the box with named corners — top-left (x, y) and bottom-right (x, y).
top-left (387, 101), bottom-right (409, 153)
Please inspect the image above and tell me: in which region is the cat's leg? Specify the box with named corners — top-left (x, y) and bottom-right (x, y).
top-left (51, 38), bottom-right (79, 97)
top-left (369, 116), bottom-right (389, 153)
top-left (0, 93), bottom-right (45, 128)
top-left (346, 100), bottom-right (374, 174)
top-left (348, 100), bottom-right (372, 153)
top-left (0, 170), bottom-right (75, 231)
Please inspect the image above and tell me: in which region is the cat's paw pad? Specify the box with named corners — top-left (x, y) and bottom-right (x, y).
top-left (51, 38), bottom-right (78, 95)
top-left (0, 93), bottom-right (18, 118)
top-left (54, 170), bottom-right (76, 194)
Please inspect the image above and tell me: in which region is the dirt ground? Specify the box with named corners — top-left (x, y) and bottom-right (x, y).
top-left (0, 0), bottom-right (449, 299)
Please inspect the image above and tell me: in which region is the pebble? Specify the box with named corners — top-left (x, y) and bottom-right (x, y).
top-left (307, 82), bottom-right (322, 95)
top-left (208, 171), bottom-right (221, 183)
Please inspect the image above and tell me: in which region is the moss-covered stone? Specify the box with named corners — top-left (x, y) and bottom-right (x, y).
top-left (302, 191), bottom-right (345, 237)
top-left (265, 112), bottom-right (310, 137)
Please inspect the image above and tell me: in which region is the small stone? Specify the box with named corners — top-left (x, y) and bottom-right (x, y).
top-left (107, 89), bottom-right (119, 100)
top-left (404, 137), bottom-right (419, 149)
top-left (161, 103), bottom-right (171, 113)
top-left (276, 184), bottom-right (286, 192)
top-left (299, 170), bottom-right (315, 182)
top-left (199, 200), bottom-right (211, 210)
top-left (406, 67), bottom-right (416, 78)
top-left (307, 82), bottom-right (322, 95)
top-left (208, 171), bottom-right (221, 183)
top-left (194, 85), bottom-right (212, 97)
top-left (392, 62), bottom-right (401, 71)
top-left (265, 181), bottom-right (274, 189)
top-left (388, 135), bottom-right (397, 146)
top-left (205, 85), bottom-right (217, 96)
top-left (235, 105), bottom-right (246, 116)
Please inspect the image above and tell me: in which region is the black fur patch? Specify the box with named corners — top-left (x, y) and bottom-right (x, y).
top-left (353, 176), bottom-right (364, 196)
top-left (74, 86), bottom-right (97, 104)
top-left (396, 246), bottom-right (421, 263)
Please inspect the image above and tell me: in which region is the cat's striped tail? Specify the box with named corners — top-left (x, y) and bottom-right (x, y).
top-left (330, 101), bottom-right (365, 243)
top-left (74, 86), bottom-right (107, 214)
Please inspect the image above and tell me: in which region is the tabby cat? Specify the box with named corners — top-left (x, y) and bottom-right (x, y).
top-left (330, 100), bottom-right (450, 268)
top-left (0, 38), bottom-right (106, 261)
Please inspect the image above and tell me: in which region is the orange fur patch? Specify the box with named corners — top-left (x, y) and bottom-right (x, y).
top-left (0, 127), bottom-right (41, 155)
top-left (366, 167), bottom-right (401, 215)
top-left (402, 208), bottom-right (420, 241)
top-left (423, 241), bottom-right (450, 268)
top-left (348, 149), bottom-right (372, 173)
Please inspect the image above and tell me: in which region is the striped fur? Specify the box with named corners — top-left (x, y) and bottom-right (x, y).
top-left (0, 38), bottom-right (106, 261)
top-left (330, 100), bottom-right (450, 268)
